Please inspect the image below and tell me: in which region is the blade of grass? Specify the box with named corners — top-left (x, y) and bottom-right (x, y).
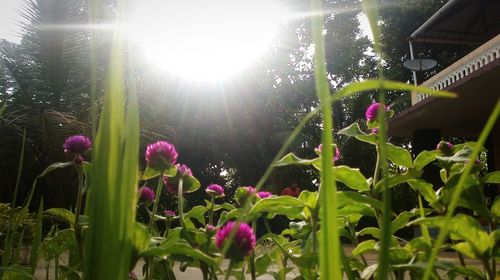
top-left (311, 0), bottom-right (341, 279)
top-left (31, 199), bottom-right (44, 274)
top-left (84, 0), bottom-right (139, 278)
top-left (422, 99), bottom-right (500, 280)
top-left (12, 126), bottom-right (27, 207)
top-left (361, 1), bottom-right (393, 279)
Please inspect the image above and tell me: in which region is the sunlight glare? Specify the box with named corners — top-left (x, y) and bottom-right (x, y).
top-left (127, 0), bottom-right (290, 82)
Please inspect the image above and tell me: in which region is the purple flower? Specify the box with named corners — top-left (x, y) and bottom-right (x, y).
top-left (139, 187), bottom-right (155, 203)
top-left (245, 186), bottom-right (256, 194)
top-left (215, 221), bottom-right (256, 258)
top-left (281, 186), bottom-right (301, 197)
top-left (206, 224), bottom-right (216, 235)
top-left (371, 128), bottom-right (379, 134)
top-left (315, 144), bottom-right (341, 162)
top-left (164, 210), bottom-right (176, 217)
top-left (206, 184), bottom-right (225, 197)
top-left (365, 103), bottom-right (389, 121)
top-left (176, 164), bottom-right (193, 177)
top-left (63, 135), bottom-right (91, 156)
top-left (145, 141), bottom-right (178, 171)
top-left (257, 191), bottom-right (272, 199)
top-left (436, 141), bottom-right (453, 154)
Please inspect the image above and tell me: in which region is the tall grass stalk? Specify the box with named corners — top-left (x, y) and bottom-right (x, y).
top-left (12, 127), bottom-right (27, 207)
top-left (423, 99), bottom-right (500, 280)
top-left (360, 1), bottom-right (393, 278)
top-left (310, 0), bottom-right (341, 278)
top-left (83, 0), bottom-right (139, 278)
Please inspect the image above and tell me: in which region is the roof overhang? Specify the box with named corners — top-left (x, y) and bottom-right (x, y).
top-left (410, 0), bottom-right (500, 45)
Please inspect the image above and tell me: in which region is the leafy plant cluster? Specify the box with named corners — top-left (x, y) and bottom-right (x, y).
top-left (1, 0), bottom-right (500, 280)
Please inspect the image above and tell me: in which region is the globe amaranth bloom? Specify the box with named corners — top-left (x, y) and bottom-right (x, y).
top-left (164, 210), bottom-right (176, 217)
top-left (436, 141), bottom-right (454, 156)
top-left (145, 141), bottom-right (178, 171)
top-left (245, 186), bottom-right (256, 194)
top-left (206, 184), bottom-right (225, 197)
top-left (138, 187), bottom-right (155, 203)
top-left (365, 103), bottom-right (390, 121)
top-left (163, 163), bottom-right (192, 194)
top-left (281, 186), bottom-right (301, 197)
top-left (215, 221), bottom-right (256, 259)
top-left (63, 135), bottom-right (91, 162)
top-left (257, 191), bottom-right (272, 199)
top-left (315, 144), bottom-right (341, 162)
top-left (176, 164), bottom-right (193, 177)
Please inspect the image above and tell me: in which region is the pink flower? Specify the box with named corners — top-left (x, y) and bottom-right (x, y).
top-left (63, 135), bottom-right (91, 161)
top-left (206, 184), bottom-right (225, 197)
top-left (163, 164), bottom-right (193, 194)
top-left (215, 221), bottom-right (256, 258)
top-left (138, 187), bottom-right (155, 203)
top-left (436, 141), bottom-right (453, 155)
top-left (257, 191), bottom-right (272, 199)
top-left (176, 164), bottom-right (192, 177)
top-left (164, 210), bottom-right (176, 217)
top-left (281, 186), bottom-right (301, 197)
top-left (365, 103), bottom-right (389, 121)
top-left (145, 141), bottom-right (178, 170)
top-left (245, 186), bottom-right (256, 194)
top-left (316, 144), bottom-right (341, 162)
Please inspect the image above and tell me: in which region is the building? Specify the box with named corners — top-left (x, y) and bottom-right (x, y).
top-left (389, 0), bottom-right (500, 174)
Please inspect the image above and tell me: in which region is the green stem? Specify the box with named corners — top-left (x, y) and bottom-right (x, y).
top-left (224, 259), bottom-right (234, 280)
top-left (250, 220), bottom-right (257, 280)
top-left (74, 164), bottom-right (85, 262)
top-left (163, 220), bottom-right (171, 238)
top-left (311, 0), bottom-right (341, 278)
top-left (148, 172), bottom-right (164, 234)
top-left (417, 195), bottom-right (431, 245)
top-left (177, 178), bottom-right (185, 227)
top-left (208, 196), bottom-right (215, 226)
top-left (310, 212), bottom-right (318, 254)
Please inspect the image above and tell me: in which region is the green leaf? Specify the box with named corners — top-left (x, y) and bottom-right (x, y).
top-left (388, 247), bottom-right (412, 264)
top-left (437, 148), bottom-right (472, 163)
top-left (351, 240), bottom-right (377, 257)
top-left (213, 203), bottom-right (236, 212)
top-left (483, 171), bottom-right (500, 184)
top-left (142, 164), bottom-right (177, 180)
top-left (415, 214), bottom-right (490, 257)
top-left (255, 254), bottom-right (272, 276)
top-left (375, 170), bottom-right (422, 192)
top-left (414, 150), bottom-right (439, 171)
top-left (0, 264), bottom-right (32, 280)
top-left (39, 162), bottom-right (73, 177)
top-left (182, 175), bottom-right (201, 193)
top-left (338, 123), bottom-right (376, 144)
top-left (391, 211), bottom-right (416, 234)
top-left (408, 180), bottom-right (437, 205)
top-left (184, 206), bottom-right (207, 228)
top-left (334, 166), bottom-right (370, 191)
top-left (140, 240), bottom-right (217, 267)
top-left (337, 191), bottom-right (383, 210)
top-left (492, 197), bottom-right (500, 220)
top-left (274, 153), bottom-right (319, 167)
top-left (298, 190), bottom-right (318, 209)
top-left (42, 229), bottom-right (75, 260)
top-left (385, 143), bottom-right (413, 168)
top-left (45, 208), bottom-right (75, 226)
top-left (249, 196), bottom-right (304, 219)
top-left (30, 200), bottom-right (43, 273)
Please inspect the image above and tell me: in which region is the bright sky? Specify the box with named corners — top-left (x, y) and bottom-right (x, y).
top-left (0, 0), bottom-right (25, 43)
top-left (0, 1), bottom-right (373, 44)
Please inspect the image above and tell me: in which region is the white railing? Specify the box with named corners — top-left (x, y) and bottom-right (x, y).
top-left (412, 34), bottom-right (500, 105)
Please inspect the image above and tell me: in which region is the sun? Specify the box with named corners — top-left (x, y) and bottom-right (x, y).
top-left (126, 0), bottom-right (290, 82)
